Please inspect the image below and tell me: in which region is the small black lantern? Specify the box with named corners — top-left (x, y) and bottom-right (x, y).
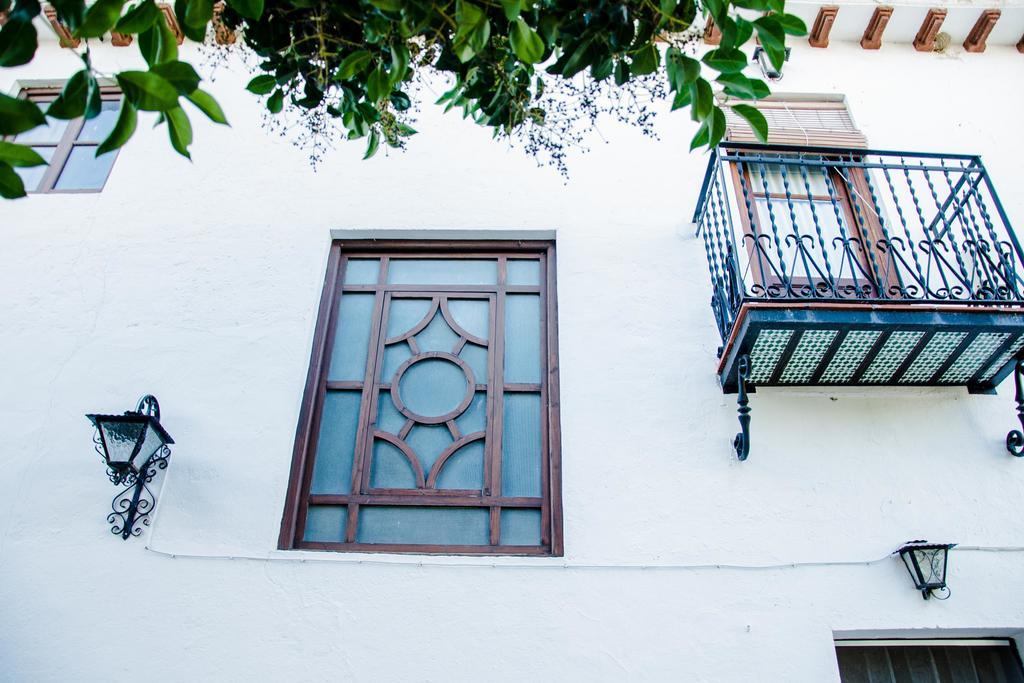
top-left (86, 395), bottom-right (174, 540)
top-left (897, 540), bottom-right (956, 600)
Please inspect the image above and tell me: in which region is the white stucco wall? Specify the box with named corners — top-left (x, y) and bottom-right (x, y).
top-left (2, 22), bottom-right (1024, 682)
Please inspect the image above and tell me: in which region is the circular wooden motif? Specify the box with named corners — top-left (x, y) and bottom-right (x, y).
top-left (391, 351), bottom-right (476, 425)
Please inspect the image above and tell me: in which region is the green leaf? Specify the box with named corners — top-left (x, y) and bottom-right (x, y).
top-left (753, 15), bottom-right (786, 70)
top-left (0, 92), bottom-right (46, 136)
top-left (76, 0), bottom-right (126, 38)
top-left (733, 17), bottom-right (754, 46)
top-left (84, 69), bottom-right (102, 119)
top-left (185, 88), bottom-right (227, 124)
top-left (363, 129), bottom-right (379, 159)
top-left (0, 141), bottom-right (46, 167)
top-left (266, 88), bottom-right (283, 113)
top-left (776, 13), bottom-right (808, 36)
top-left (613, 59), bottom-right (630, 86)
top-left (336, 50), bottom-right (371, 80)
top-left (116, 70), bottom-right (179, 111)
top-left (731, 103), bottom-right (768, 142)
top-left (0, 162), bottom-right (27, 199)
top-left (0, 18), bottom-right (37, 67)
top-left (96, 97), bottom-right (137, 154)
top-left (46, 69), bottom-right (90, 119)
top-left (115, 0), bottom-right (160, 34)
top-left (591, 55), bottom-right (613, 81)
top-left (246, 74), bottom-right (276, 94)
top-left (665, 47), bottom-right (700, 91)
top-left (690, 119), bottom-right (710, 151)
top-left (690, 77), bottom-right (712, 122)
top-left (225, 0), bottom-right (262, 19)
top-left (707, 106), bottom-right (726, 146)
top-left (151, 60), bottom-right (201, 95)
top-left (630, 44), bottom-right (659, 75)
top-left (500, 0), bottom-right (520, 21)
top-left (453, 0), bottom-right (490, 62)
top-left (390, 42), bottom-right (409, 83)
top-left (510, 17), bottom-right (544, 63)
top-left (389, 90), bottom-right (411, 111)
top-left (165, 105), bottom-right (192, 158)
top-left (138, 10), bottom-right (178, 65)
top-left (716, 72), bottom-right (769, 99)
top-left (183, 0), bottom-right (212, 28)
top-left (702, 47), bottom-right (748, 74)
top-left (366, 66), bottom-right (388, 101)
top-left (670, 87), bottom-right (692, 111)
top-left (367, 0), bottom-right (401, 10)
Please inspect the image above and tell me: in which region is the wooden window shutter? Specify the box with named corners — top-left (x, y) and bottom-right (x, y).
top-left (723, 97), bottom-right (868, 148)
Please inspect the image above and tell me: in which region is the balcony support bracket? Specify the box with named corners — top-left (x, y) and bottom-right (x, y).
top-left (1006, 360), bottom-right (1024, 457)
top-left (734, 354), bottom-right (752, 461)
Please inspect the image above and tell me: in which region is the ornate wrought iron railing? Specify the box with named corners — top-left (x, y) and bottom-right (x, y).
top-left (694, 143), bottom-right (1024, 345)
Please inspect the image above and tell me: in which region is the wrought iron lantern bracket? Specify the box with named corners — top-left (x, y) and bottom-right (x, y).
top-left (87, 394), bottom-right (173, 540)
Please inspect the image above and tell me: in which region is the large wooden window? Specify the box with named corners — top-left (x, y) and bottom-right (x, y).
top-left (279, 241), bottom-right (563, 555)
top-left (724, 95), bottom-right (889, 298)
top-left (7, 86), bottom-right (122, 193)
top-left (836, 640), bottom-right (1024, 683)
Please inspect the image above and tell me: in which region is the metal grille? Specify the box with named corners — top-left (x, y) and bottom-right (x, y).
top-left (980, 335), bottom-right (1024, 382)
top-left (899, 332), bottom-right (968, 383)
top-left (820, 330), bottom-right (883, 383)
top-left (860, 331), bottom-right (926, 383)
top-left (748, 329), bottom-right (793, 383)
top-left (940, 333), bottom-right (1010, 383)
top-left (779, 329), bottom-right (838, 383)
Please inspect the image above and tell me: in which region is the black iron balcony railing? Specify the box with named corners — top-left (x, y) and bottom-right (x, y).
top-left (695, 143), bottom-right (1024, 345)
top-left (692, 143), bottom-right (1024, 460)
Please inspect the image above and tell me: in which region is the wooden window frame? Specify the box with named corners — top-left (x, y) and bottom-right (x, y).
top-left (8, 86), bottom-right (123, 194)
top-left (278, 240), bottom-right (564, 556)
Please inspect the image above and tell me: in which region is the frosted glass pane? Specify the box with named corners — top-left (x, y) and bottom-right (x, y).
top-left (76, 101), bottom-right (120, 142)
top-left (502, 392), bottom-right (541, 497)
top-left (386, 298), bottom-right (432, 338)
top-left (375, 392), bottom-right (406, 434)
top-left (447, 299), bottom-right (489, 340)
top-left (343, 258), bottom-right (380, 284)
top-left (455, 391), bottom-right (487, 435)
top-left (399, 358), bottom-right (468, 418)
top-left (310, 390), bottom-right (361, 494)
top-left (435, 440), bottom-right (484, 489)
top-left (356, 506), bottom-right (489, 545)
top-left (458, 343), bottom-right (488, 385)
top-left (388, 259), bottom-right (497, 285)
top-left (415, 311), bottom-right (459, 353)
top-left (303, 505), bottom-right (347, 542)
top-left (754, 198), bottom-right (851, 277)
top-left (507, 260), bottom-right (540, 285)
top-left (406, 424), bottom-right (452, 474)
top-left (371, 438), bottom-right (418, 489)
top-left (14, 115), bottom-right (67, 144)
top-left (504, 295), bottom-right (541, 383)
top-left (327, 293), bottom-right (374, 381)
top-left (750, 163), bottom-right (829, 195)
top-left (501, 508), bottom-right (541, 545)
top-left (54, 146), bottom-right (116, 190)
top-left (15, 147), bottom-right (55, 192)
top-left (380, 343), bottom-right (412, 382)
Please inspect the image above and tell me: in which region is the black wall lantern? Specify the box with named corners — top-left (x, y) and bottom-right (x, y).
top-left (87, 395), bottom-right (174, 540)
top-left (897, 540), bottom-right (956, 600)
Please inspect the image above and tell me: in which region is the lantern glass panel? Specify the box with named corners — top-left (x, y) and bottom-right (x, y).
top-left (134, 421), bottom-right (169, 470)
top-left (913, 547), bottom-right (947, 587)
top-left (99, 419), bottom-right (146, 466)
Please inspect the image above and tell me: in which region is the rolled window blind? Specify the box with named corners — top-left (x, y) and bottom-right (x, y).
top-left (723, 99), bottom-right (868, 148)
